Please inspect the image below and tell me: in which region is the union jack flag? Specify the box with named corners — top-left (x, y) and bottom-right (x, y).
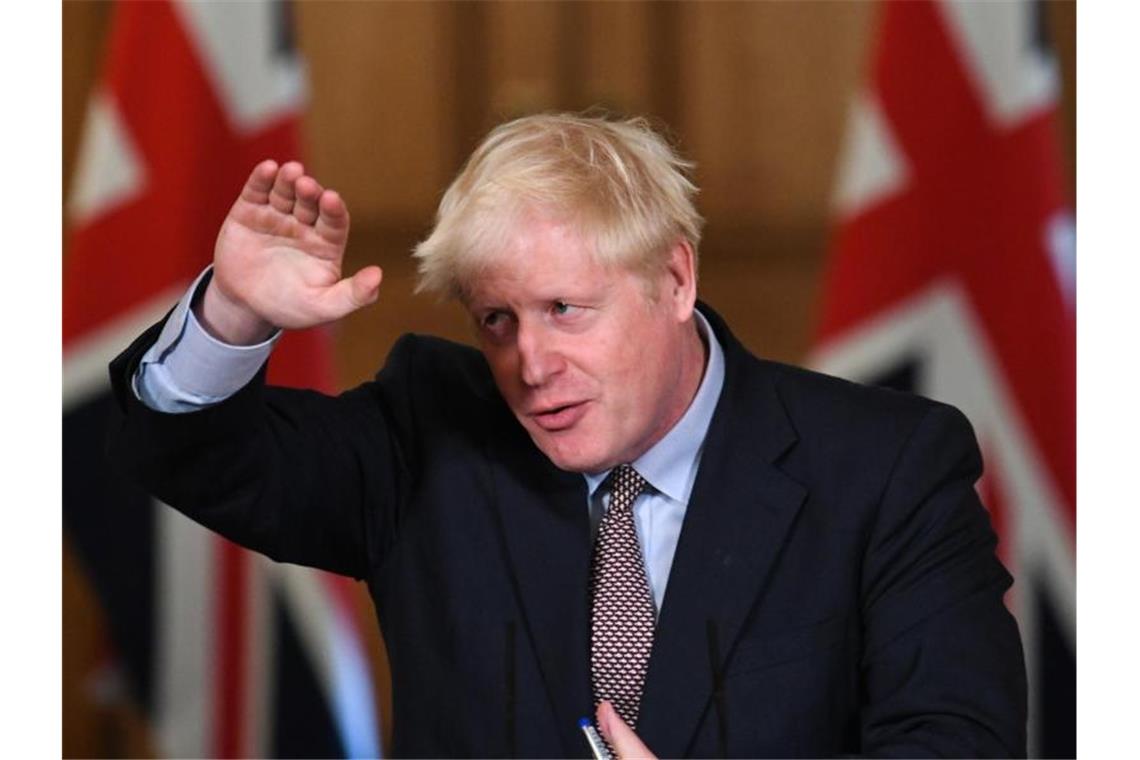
top-left (63, 2), bottom-right (381, 756)
top-left (812, 2), bottom-right (1074, 756)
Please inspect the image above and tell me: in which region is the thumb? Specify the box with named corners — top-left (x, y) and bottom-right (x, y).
top-left (318, 265), bottom-right (383, 320)
top-left (596, 701), bottom-right (656, 760)
top-left (349, 265), bottom-right (383, 306)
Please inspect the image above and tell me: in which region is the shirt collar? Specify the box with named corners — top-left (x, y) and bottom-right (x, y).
top-left (584, 309), bottom-right (726, 503)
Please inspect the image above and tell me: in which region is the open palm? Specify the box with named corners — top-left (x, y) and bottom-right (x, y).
top-left (205, 160), bottom-right (382, 343)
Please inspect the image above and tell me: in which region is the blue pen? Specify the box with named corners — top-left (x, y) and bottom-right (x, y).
top-left (579, 717), bottom-right (613, 760)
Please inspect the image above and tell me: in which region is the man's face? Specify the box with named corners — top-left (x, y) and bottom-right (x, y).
top-left (464, 214), bottom-right (701, 473)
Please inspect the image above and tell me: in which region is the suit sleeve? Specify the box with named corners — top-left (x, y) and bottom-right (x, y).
top-left (105, 319), bottom-right (420, 580)
top-left (858, 404), bottom-right (1027, 758)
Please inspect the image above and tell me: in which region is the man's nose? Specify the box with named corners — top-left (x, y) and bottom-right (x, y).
top-left (517, 320), bottom-right (564, 387)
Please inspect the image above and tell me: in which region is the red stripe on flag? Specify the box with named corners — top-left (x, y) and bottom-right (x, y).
top-left (817, 0), bottom-right (1074, 530)
top-left (64, 1), bottom-right (301, 347)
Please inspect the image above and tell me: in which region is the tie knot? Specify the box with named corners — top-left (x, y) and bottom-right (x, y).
top-left (608, 464), bottom-right (649, 513)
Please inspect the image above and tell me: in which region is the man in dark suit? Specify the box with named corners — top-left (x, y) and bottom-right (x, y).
top-left (108, 113), bottom-right (1026, 757)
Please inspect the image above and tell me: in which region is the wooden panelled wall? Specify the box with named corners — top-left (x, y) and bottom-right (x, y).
top-left (63, 2), bottom-right (1075, 756)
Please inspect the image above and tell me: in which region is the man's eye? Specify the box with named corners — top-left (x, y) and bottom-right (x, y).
top-left (552, 301), bottom-right (573, 316)
top-left (483, 311), bottom-right (505, 327)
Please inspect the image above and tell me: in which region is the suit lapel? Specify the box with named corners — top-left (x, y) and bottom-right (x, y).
top-left (637, 309), bottom-right (806, 757)
top-left (488, 424), bottom-right (594, 756)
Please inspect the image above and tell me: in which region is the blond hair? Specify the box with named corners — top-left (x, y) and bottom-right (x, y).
top-left (413, 112), bottom-right (704, 299)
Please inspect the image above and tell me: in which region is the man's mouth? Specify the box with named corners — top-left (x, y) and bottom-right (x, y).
top-left (530, 401), bottom-right (590, 431)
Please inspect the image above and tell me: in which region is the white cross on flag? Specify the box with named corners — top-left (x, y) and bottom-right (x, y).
top-left (63, 2), bottom-right (381, 756)
top-left (812, 2), bottom-right (1074, 756)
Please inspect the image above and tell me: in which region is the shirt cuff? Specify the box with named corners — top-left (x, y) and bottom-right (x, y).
top-left (134, 267), bottom-right (281, 411)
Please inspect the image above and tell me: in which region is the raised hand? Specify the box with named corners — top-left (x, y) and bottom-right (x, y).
top-left (198, 160), bottom-right (383, 344)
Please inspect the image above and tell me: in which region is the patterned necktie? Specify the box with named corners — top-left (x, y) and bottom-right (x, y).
top-left (590, 464), bottom-right (655, 728)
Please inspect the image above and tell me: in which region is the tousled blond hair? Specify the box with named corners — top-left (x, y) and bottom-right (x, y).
top-left (412, 112), bottom-right (704, 299)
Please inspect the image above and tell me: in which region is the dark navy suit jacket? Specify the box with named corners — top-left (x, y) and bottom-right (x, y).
top-left (107, 304), bottom-right (1026, 757)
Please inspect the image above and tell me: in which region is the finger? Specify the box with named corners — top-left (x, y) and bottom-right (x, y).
top-left (316, 265), bottom-right (383, 321)
top-left (596, 701), bottom-right (656, 760)
top-left (315, 189), bottom-right (350, 245)
top-left (269, 161), bottom-right (304, 214)
top-left (294, 175), bottom-right (324, 226)
top-left (240, 159), bottom-right (279, 205)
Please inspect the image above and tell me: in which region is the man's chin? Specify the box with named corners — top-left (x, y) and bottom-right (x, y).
top-left (530, 432), bottom-right (610, 474)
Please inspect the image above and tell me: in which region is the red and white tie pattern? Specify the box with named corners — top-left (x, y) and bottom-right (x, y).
top-left (590, 464), bottom-right (655, 728)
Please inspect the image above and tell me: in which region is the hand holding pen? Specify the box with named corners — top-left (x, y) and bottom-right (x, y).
top-left (581, 701), bottom-right (657, 760)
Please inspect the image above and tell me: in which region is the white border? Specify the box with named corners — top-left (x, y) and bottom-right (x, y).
top-left (2, 1), bottom-right (62, 755)
top-left (1078, 2), bottom-right (1140, 756)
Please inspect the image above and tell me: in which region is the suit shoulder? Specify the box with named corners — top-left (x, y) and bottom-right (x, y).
top-left (745, 359), bottom-right (983, 536)
top-left (756, 358), bottom-right (971, 446)
top-left (377, 332), bottom-right (499, 404)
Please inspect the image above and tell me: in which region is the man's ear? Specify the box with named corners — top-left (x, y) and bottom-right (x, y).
top-left (663, 239), bottom-right (698, 320)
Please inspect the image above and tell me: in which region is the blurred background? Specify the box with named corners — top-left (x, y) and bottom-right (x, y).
top-left (63, 1), bottom-right (1075, 757)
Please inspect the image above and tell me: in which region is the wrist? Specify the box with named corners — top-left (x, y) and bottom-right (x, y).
top-left (196, 279), bottom-right (277, 345)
